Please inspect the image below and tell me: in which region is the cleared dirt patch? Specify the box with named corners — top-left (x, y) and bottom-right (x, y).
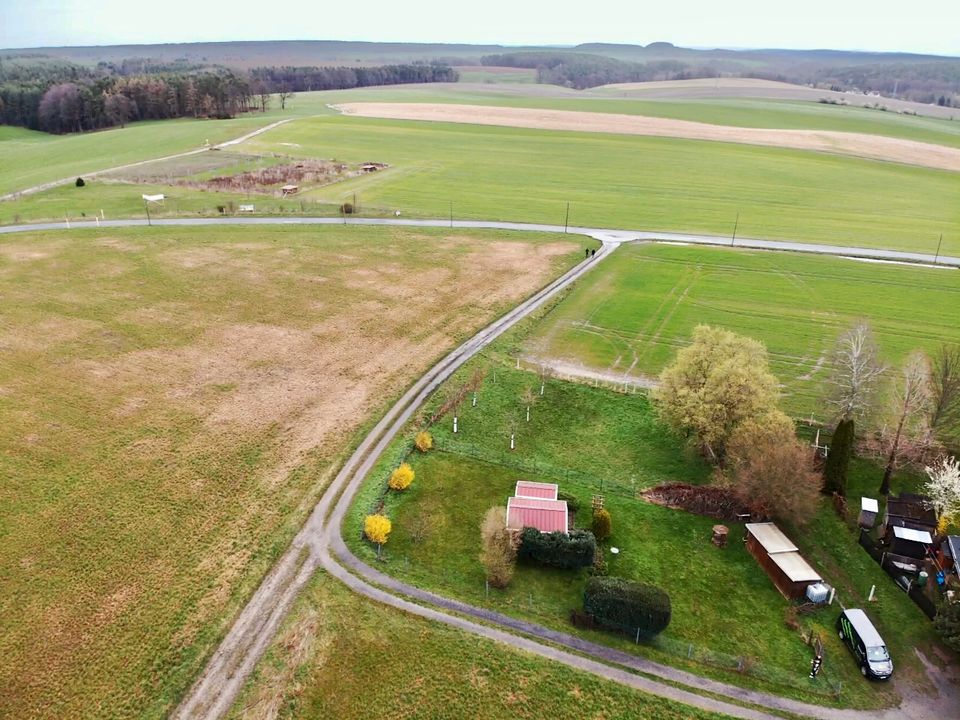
top-left (335, 102), bottom-right (960, 172)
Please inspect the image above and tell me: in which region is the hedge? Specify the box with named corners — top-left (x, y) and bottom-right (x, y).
top-left (583, 576), bottom-right (671, 638)
top-left (517, 528), bottom-right (595, 570)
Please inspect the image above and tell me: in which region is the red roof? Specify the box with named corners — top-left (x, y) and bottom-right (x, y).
top-left (515, 481), bottom-right (559, 500)
top-left (506, 497), bottom-right (568, 533)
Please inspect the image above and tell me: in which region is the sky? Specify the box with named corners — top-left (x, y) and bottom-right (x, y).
top-left (1, 0), bottom-right (958, 56)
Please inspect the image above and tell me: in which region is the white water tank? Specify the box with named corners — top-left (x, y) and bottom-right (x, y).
top-left (806, 582), bottom-right (830, 604)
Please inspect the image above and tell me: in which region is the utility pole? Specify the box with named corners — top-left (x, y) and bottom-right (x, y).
top-left (564, 202), bottom-right (570, 234)
top-left (934, 233), bottom-right (943, 265)
top-left (731, 212), bottom-right (739, 246)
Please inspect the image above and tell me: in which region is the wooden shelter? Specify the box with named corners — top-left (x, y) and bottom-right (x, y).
top-left (882, 493), bottom-right (937, 541)
top-left (745, 523), bottom-right (822, 599)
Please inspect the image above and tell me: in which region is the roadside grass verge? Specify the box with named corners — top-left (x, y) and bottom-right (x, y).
top-left (226, 573), bottom-right (738, 720)
top-left (0, 224), bottom-right (584, 719)
top-left (523, 243), bottom-right (960, 418)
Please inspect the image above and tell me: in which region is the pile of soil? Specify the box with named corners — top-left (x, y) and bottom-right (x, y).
top-left (203, 160), bottom-right (348, 193)
top-left (641, 482), bottom-right (758, 521)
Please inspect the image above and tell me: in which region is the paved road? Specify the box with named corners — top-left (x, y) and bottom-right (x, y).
top-left (1, 215), bottom-right (957, 269)
top-left (5, 216), bottom-right (953, 718)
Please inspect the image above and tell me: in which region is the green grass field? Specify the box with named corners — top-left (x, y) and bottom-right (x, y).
top-left (0, 224), bottom-right (583, 720)
top-left (227, 574), bottom-right (736, 720)
top-left (236, 114), bottom-right (960, 255)
top-left (524, 243), bottom-right (960, 417)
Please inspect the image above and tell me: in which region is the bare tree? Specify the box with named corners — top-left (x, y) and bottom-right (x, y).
top-left (880, 351), bottom-right (932, 494)
top-left (825, 321), bottom-right (886, 423)
top-left (278, 85), bottom-right (295, 110)
top-left (930, 343), bottom-right (960, 444)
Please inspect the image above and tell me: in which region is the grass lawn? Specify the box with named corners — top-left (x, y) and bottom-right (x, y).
top-left (237, 114), bottom-right (960, 256)
top-left (346, 364), bottom-right (950, 710)
top-left (226, 573), bottom-right (737, 720)
top-left (524, 243), bottom-right (960, 418)
top-left (0, 225), bottom-right (584, 720)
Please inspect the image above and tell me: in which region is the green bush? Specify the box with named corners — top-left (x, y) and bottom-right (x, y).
top-left (517, 528), bottom-right (595, 569)
top-left (583, 576), bottom-right (671, 638)
top-left (592, 508), bottom-right (612, 541)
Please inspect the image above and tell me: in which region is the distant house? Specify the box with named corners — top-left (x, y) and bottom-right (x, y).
top-left (506, 481), bottom-right (568, 533)
top-left (745, 523), bottom-right (822, 600)
top-left (280, 184), bottom-right (299, 196)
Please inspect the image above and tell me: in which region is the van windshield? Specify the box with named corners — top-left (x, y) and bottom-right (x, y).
top-left (867, 646), bottom-right (889, 662)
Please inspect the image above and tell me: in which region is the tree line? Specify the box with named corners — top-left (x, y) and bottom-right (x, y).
top-left (480, 51), bottom-right (960, 105)
top-left (0, 57), bottom-right (457, 134)
top-left (481, 52), bottom-right (718, 90)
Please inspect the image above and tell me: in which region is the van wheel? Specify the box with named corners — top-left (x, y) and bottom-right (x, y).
top-left (861, 666), bottom-right (867, 677)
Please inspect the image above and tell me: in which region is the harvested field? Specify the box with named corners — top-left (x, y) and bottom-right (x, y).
top-left (594, 78), bottom-right (960, 119)
top-left (334, 102), bottom-right (960, 171)
top-left (0, 225), bottom-right (585, 720)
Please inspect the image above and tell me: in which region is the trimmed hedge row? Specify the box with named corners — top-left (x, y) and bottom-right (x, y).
top-left (518, 528), bottom-right (595, 570)
top-left (583, 576), bottom-right (671, 638)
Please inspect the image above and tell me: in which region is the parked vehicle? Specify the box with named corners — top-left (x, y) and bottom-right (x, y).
top-left (836, 609), bottom-right (893, 680)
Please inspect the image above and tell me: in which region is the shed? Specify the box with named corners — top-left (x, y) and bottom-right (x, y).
top-left (883, 493), bottom-right (937, 539)
top-left (859, 497), bottom-right (879, 529)
top-left (506, 497), bottom-right (568, 534)
top-left (745, 523), bottom-right (822, 599)
top-left (515, 481), bottom-right (558, 500)
top-left (281, 184), bottom-right (299, 196)
top-left (940, 535), bottom-right (960, 574)
top-left (890, 525), bottom-right (933, 560)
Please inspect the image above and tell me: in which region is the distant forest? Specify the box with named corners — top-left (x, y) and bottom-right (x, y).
top-left (0, 58), bottom-right (457, 134)
top-left (481, 51), bottom-right (960, 105)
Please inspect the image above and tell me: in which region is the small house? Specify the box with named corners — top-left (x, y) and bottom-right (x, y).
top-left (506, 497), bottom-right (568, 534)
top-left (281, 184), bottom-right (299, 196)
top-left (745, 523), bottom-right (823, 600)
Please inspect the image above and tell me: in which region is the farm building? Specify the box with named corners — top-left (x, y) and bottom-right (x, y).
top-left (515, 480), bottom-right (559, 500)
top-left (745, 523), bottom-right (822, 600)
top-left (506, 481), bottom-right (568, 533)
